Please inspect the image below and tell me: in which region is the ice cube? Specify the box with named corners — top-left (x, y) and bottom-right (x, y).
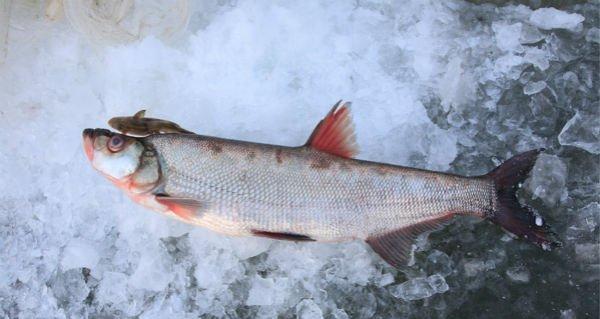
top-left (60, 240), bottom-right (100, 271)
top-left (246, 276), bottom-right (288, 306)
top-left (390, 274), bottom-right (449, 301)
top-left (295, 299), bottom-right (324, 319)
top-left (575, 243), bottom-right (600, 264)
top-left (558, 110), bottom-right (600, 154)
top-left (426, 250), bottom-right (453, 277)
top-left (523, 81), bottom-right (547, 95)
top-left (506, 266), bottom-right (531, 283)
top-left (527, 154), bottom-right (568, 206)
top-left (529, 8), bottom-right (585, 32)
top-left (586, 27), bottom-right (600, 44)
top-left (493, 22), bottom-right (524, 53)
top-left (428, 274), bottom-right (449, 294)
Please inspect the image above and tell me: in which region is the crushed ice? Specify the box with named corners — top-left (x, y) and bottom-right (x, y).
top-left (0, 1), bottom-right (598, 318)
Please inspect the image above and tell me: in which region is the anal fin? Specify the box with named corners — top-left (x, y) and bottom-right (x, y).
top-left (366, 214), bottom-right (454, 268)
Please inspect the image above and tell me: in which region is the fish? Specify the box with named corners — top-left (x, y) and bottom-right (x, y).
top-left (108, 109), bottom-right (194, 136)
top-left (83, 101), bottom-right (559, 268)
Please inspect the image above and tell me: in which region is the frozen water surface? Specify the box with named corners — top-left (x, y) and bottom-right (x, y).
top-left (0, 0), bottom-right (598, 318)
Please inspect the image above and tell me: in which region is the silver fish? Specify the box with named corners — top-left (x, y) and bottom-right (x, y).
top-left (83, 101), bottom-right (559, 268)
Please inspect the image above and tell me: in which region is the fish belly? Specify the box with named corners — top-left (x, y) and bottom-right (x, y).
top-left (146, 134), bottom-right (495, 241)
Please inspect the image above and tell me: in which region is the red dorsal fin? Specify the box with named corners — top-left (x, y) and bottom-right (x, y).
top-left (305, 100), bottom-right (358, 158)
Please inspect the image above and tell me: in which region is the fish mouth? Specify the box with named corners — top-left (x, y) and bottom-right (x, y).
top-left (82, 128), bottom-right (112, 161)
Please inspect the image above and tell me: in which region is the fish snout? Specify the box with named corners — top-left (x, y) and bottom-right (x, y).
top-left (82, 129), bottom-right (96, 162)
top-left (82, 128), bottom-right (112, 161)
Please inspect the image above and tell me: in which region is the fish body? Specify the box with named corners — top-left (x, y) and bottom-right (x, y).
top-left (84, 101), bottom-right (558, 268)
top-left (147, 134), bottom-right (494, 241)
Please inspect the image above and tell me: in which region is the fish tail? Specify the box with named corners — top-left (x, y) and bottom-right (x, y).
top-left (486, 149), bottom-right (561, 250)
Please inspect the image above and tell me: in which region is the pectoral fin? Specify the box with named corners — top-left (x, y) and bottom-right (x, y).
top-left (366, 214), bottom-right (454, 268)
top-left (251, 230), bottom-right (315, 241)
top-left (155, 194), bottom-right (206, 221)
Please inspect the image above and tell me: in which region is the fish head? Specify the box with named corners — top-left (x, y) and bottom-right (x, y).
top-left (82, 128), bottom-right (161, 194)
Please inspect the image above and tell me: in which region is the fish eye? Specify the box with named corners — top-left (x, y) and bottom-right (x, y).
top-left (107, 135), bottom-right (125, 152)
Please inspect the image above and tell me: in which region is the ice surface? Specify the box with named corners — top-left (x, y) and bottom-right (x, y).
top-left (390, 274), bottom-right (449, 301)
top-left (558, 110), bottom-right (600, 154)
top-left (523, 80), bottom-right (546, 95)
top-left (529, 8), bottom-right (585, 31)
top-left (526, 154), bottom-right (568, 206)
top-left (506, 265), bottom-right (531, 283)
top-left (0, 0), bottom-right (598, 318)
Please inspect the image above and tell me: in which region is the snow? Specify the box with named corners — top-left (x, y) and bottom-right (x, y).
top-left (0, 0), bottom-right (598, 318)
top-left (529, 8), bottom-right (585, 31)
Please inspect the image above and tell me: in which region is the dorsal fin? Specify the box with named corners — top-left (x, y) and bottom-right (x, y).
top-left (133, 109), bottom-right (146, 119)
top-left (366, 214), bottom-right (454, 268)
top-left (305, 100), bottom-right (358, 158)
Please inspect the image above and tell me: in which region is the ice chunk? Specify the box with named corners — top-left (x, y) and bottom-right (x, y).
top-left (560, 309), bottom-right (576, 319)
top-left (129, 251), bottom-right (174, 292)
top-left (506, 265), bottom-right (531, 283)
top-left (332, 308), bottom-right (350, 319)
top-left (390, 274), bottom-right (449, 301)
top-left (51, 269), bottom-right (90, 305)
top-left (527, 154), bottom-right (568, 206)
top-left (60, 240), bottom-right (100, 271)
top-left (493, 22), bottom-right (523, 53)
top-left (377, 273), bottom-right (395, 287)
top-left (529, 8), bottom-right (585, 32)
top-left (520, 24), bottom-right (545, 44)
top-left (575, 243), bottom-right (600, 264)
top-left (572, 202), bottom-right (600, 233)
top-left (523, 47), bottom-right (550, 71)
top-left (586, 27), bottom-right (600, 44)
top-left (463, 259), bottom-right (495, 277)
top-left (428, 274), bottom-right (450, 294)
top-left (426, 250), bottom-right (453, 277)
top-left (246, 276), bottom-right (288, 306)
top-left (438, 57), bottom-right (477, 111)
top-left (295, 299), bottom-right (323, 319)
top-left (558, 110), bottom-right (600, 154)
top-left (96, 271), bottom-right (129, 306)
top-left (523, 81), bottom-right (546, 95)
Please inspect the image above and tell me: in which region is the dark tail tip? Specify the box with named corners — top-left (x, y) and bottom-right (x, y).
top-left (486, 149), bottom-right (561, 250)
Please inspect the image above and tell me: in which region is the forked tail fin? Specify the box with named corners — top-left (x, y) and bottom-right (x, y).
top-left (486, 149), bottom-right (561, 250)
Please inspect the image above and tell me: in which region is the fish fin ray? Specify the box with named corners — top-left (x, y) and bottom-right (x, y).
top-left (366, 214), bottom-right (454, 268)
top-left (251, 230), bottom-right (315, 241)
top-left (155, 194), bottom-right (206, 221)
top-left (305, 100), bottom-right (358, 158)
top-left (134, 110), bottom-right (146, 119)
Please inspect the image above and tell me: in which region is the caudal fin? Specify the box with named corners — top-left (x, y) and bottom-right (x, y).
top-left (486, 149), bottom-right (561, 250)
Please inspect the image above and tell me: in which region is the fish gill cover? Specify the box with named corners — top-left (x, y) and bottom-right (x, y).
top-left (0, 0), bottom-right (598, 318)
